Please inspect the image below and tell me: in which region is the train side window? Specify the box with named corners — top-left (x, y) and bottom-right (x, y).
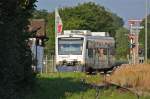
top-left (103, 48), bottom-right (107, 55)
top-left (88, 49), bottom-right (93, 58)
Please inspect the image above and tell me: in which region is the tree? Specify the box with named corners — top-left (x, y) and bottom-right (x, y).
top-left (115, 27), bottom-right (129, 60)
top-left (32, 9), bottom-right (49, 22)
top-left (60, 2), bottom-right (123, 36)
top-left (0, 0), bottom-right (36, 98)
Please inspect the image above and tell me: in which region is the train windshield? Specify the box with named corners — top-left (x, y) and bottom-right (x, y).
top-left (58, 37), bottom-right (84, 55)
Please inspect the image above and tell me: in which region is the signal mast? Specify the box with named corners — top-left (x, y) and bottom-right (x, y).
top-left (128, 19), bottom-right (144, 64)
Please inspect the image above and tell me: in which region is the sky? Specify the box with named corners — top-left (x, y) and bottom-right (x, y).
top-left (36, 0), bottom-right (150, 27)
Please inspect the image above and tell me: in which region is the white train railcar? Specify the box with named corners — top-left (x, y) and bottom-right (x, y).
top-left (55, 30), bottom-right (89, 66)
top-left (55, 30), bottom-right (115, 71)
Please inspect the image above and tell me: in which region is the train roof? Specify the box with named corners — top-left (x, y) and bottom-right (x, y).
top-left (87, 36), bottom-right (115, 48)
top-left (87, 36), bottom-right (114, 40)
top-left (57, 34), bottom-right (115, 42)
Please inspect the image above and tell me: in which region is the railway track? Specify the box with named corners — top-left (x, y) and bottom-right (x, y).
top-left (56, 63), bottom-right (140, 98)
top-left (79, 75), bottom-right (140, 99)
top-left (80, 64), bottom-right (140, 99)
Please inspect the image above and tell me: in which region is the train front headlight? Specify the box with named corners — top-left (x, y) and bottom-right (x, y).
top-left (62, 60), bottom-right (67, 65)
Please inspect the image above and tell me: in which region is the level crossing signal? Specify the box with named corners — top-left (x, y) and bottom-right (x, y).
top-left (128, 42), bottom-right (136, 48)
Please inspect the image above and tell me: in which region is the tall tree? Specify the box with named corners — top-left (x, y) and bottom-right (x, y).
top-left (32, 9), bottom-right (49, 22)
top-left (0, 0), bottom-right (36, 99)
top-left (60, 2), bottom-right (123, 36)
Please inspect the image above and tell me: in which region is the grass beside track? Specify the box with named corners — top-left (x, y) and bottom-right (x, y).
top-left (26, 72), bottom-right (150, 99)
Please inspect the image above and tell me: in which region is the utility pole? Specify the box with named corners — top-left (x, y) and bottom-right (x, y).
top-left (145, 0), bottom-right (148, 63)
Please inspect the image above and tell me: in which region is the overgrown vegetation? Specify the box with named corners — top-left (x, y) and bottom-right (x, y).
top-left (26, 73), bottom-right (150, 99)
top-left (107, 64), bottom-right (150, 95)
top-left (0, 0), bottom-right (36, 98)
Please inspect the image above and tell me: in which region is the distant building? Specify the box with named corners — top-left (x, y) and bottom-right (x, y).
top-left (28, 19), bottom-right (48, 72)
